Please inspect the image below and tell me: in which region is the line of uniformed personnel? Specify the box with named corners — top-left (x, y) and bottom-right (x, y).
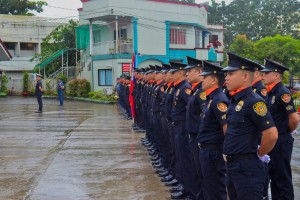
top-left (117, 52), bottom-right (299, 200)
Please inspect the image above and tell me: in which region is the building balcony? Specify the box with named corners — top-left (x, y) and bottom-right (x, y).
top-left (93, 40), bottom-right (133, 55)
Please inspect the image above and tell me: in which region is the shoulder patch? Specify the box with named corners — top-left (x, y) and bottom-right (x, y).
top-left (185, 88), bottom-right (192, 95)
top-left (261, 89), bottom-right (267, 97)
top-left (160, 87), bottom-right (164, 92)
top-left (286, 105), bottom-right (293, 111)
top-left (253, 102), bottom-right (267, 116)
top-left (217, 103), bottom-right (228, 112)
top-left (199, 92), bottom-right (206, 100)
top-left (253, 88), bottom-right (256, 93)
top-left (176, 89), bottom-right (180, 96)
top-left (281, 94), bottom-right (291, 103)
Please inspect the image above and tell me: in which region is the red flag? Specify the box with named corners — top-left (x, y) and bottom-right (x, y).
top-left (129, 54), bottom-right (136, 119)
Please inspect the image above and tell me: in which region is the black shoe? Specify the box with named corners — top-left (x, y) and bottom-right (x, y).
top-left (152, 158), bottom-right (162, 165)
top-left (165, 178), bottom-right (179, 186)
top-left (155, 167), bottom-right (167, 174)
top-left (35, 111), bottom-right (42, 113)
top-left (161, 174), bottom-right (174, 182)
top-left (184, 196), bottom-right (195, 200)
top-left (171, 191), bottom-right (187, 199)
top-left (158, 170), bottom-right (170, 177)
top-left (153, 162), bottom-right (163, 168)
top-left (151, 155), bottom-right (160, 161)
top-left (169, 184), bottom-right (184, 193)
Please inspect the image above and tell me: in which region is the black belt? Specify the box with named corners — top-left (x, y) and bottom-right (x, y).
top-left (223, 153), bottom-right (257, 162)
top-left (198, 143), bottom-right (222, 150)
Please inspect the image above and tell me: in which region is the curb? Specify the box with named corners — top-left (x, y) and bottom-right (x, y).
top-left (43, 96), bottom-right (116, 104)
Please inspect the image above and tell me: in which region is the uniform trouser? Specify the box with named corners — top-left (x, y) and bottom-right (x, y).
top-left (226, 158), bottom-right (266, 200)
top-left (189, 137), bottom-right (204, 200)
top-left (142, 104), bottom-right (149, 138)
top-left (269, 133), bottom-right (294, 200)
top-left (160, 114), bottom-right (172, 170)
top-left (173, 122), bottom-right (199, 198)
top-left (198, 146), bottom-right (226, 200)
top-left (136, 101), bottom-right (144, 129)
top-left (58, 90), bottom-right (63, 105)
top-left (167, 120), bottom-right (178, 178)
top-left (146, 108), bottom-right (154, 141)
top-left (37, 95), bottom-right (43, 111)
top-left (152, 113), bottom-right (166, 160)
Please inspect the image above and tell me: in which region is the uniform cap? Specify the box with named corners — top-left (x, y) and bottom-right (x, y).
top-left (223, 52), bottom-right (255, 72)
top-left (161, 64), bottom-right (171, 72)
top-left (36, 73), bottom-right (43, 78)
top-left (261, 59), bottom-right (289, 73)
top-left (169, 61), bottom-right (187, 73)
top-left (184, 56), bottom-right (203, 70)
top-left (200, 61), bottom-right (223, 76)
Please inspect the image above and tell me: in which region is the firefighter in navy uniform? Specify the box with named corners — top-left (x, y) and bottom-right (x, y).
top-left (262, 59), bottom-right (299, 200)
top-left (184, 56), bottom-right (205, 200)
top-left (251, 61), bottom-right (268, 100)
top-left (198, 61), bottom-right (228, 200)
top-left (168, 61), bottom-right (199, 200)
top-left (222, 52), bottom-right (278, 200)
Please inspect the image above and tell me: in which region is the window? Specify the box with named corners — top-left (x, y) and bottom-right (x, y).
top-left (114, 28), bottom-right (127, 40)
top-left (93, 29), bottom-right (101, 43)
top-left (4, 42), bottom-right (15, 50)
top-left (20, 43), bottom-right (34, 50)
top-left (98, 69), bottom-right (112, 86)
top-left (170, 28), bottom-right (186, 45)
top-left (209, 35), bottom-right (218, 43)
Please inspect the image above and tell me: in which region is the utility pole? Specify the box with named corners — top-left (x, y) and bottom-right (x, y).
top-left (115, 16), bottom-right (119, 54)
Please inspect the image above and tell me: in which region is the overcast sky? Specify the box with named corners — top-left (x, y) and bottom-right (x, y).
top-left (35, 0), bottom-right (233, 19)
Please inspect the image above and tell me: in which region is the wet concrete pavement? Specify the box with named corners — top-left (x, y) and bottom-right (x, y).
top-left (0, 97), bottom-right (169, 200)
top-left (0, 97), bottom-right (299, 200)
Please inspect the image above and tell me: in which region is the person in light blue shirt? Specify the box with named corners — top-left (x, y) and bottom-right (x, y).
top-left (57, 78), bottom-right (64, 106)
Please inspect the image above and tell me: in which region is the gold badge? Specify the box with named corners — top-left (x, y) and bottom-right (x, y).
top-left (281, 94), bottom-right (291, 103)
top-left (253, 88), bottom-right (257, 93)
top-left (176, 89), bottom-right (180, 96)
top-left (185, 88), bottom-right (192, 95)
top-left (160, 87), bottom-right (164, 92)
top-left (193, 89), bottom-right (198, 96)
top-left (222, 114), bottom-right (226, 119)
top-left (271, 96), bottom-right (275, 104)
top-left (261, 89), bottom-right (267, 97)
top-left (217, 103), bottom-right (228, 112)
top-left (235, 101), bottom-right (244, 112)
top-left (286, 105), bottom-right (293, 111)
top-left (253, 102), bottom-right (267, 116)
top-left (169, 88), bottom-right (173, 94)
top-left (200, 92), bottom-right (206, 100)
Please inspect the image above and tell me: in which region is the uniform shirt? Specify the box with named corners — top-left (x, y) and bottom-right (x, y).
top-left (198, 87), bottom-right (228, 144)
top-left (252, 80), bottom-right (267, 100)
top-left (224, 87), bottom-right (275, 155)
top-left (152, 82), bottom-right (165, 113)
top-left (186, 82), bottom-right (205, 134)
top-left (165, 83), bottom-right (175, 121)
top-left (35, 80), bottom-right (43, 96)
top-left (171, 80), bottom-right (191, 122)
top-left (57, 80), bottom-right (64, 91)
top-left (266, 82), bottom-right (296, 134)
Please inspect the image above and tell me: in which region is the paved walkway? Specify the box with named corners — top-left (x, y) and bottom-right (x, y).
top-left (0, 97), bottom-right (299, 199)
top-left (0, 97), bottom-right (169, 200)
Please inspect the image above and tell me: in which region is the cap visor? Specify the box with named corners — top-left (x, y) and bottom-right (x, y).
top-left (261, 68), bottom-right (273, 72)
top-left (184, 65), bottom-right (195, 70)
top-left (222, 66), bottom-right (240, 71)
top-left (200, 72), bottom-right (213, 76)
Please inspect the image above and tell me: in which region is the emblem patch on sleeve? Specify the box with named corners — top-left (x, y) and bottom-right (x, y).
top-left (286, 105), bottom-right (293, 111)
top-left (185, 88), bottom-right (192, 95)
top-left (176, 89), bottom-right (180, 96)
top-left (281, 94), bottom-right (291, 103)
top-left (217, 103), bottom-right (228, 112)
top-left (253, 102), bottom-right (267, 116)
top-left (261, 89), bottom-right (267, 97)
top-left (200, 92), bottom-right (206, 100)
top-left (160, 87), bottom-right (165, 92)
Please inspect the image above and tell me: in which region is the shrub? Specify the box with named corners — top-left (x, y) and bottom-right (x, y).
top-left (88, 89), bottom-right (117, 101)
top-left (68, 79), bottom-right (91, 97)
top-left (0, 74), bottom-right (9, 94)
top-left (23, 71), bottom-right (29, 92)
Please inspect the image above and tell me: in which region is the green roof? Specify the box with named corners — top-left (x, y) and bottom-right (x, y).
top-left (35, 49), bottom-right (68, 70)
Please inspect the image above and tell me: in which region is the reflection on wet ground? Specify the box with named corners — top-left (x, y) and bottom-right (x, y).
top-left (0, 97), bottom-right (299, 199)
top-left (0, 97), bottom-right (169, 200)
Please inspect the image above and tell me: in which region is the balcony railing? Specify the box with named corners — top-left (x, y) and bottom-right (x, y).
top-left (93, 40), bottom-right (133, 55)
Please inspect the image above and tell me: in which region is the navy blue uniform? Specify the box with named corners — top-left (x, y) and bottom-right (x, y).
top-left (35, 80), bottom-right (43, 112)
top-left (266, 82), bottom-right (296, 200)
top-left (224, 87), bottom-right (275, 200)
top-left (172, 80), bottom-right (198, 198)
top-left (253, 80), bottom-right (267, 100)
top-left (198, 87), bottom-right (228, 200)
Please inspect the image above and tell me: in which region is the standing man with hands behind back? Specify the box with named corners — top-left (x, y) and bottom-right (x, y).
top-left (35, 74), bottom-right (44, 113)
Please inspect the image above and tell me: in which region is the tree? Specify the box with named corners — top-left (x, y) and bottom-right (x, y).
top-left (170, 0), bottom-right (196, 3)
top-left (208, 0), bottom-right (300, 47)
top-left (229, 34), bottom-right (255, 59)
top-left (32, 20), bottom-right (79, 76)
top-left (0, 0), bottom-right (47, 15)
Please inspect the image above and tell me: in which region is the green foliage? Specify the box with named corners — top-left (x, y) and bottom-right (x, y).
top-left (88, 90), bottom-right (117, 101)
top-left (32, 20), bottom-right (79, 76)
top-left (23, 71), bottom-right (29, 92)
top-left (0, 0), bottom-right (47, 15)
top-left (208, 0), bottom-right (300, 47)
top-left (57, 74), bottom-right (67, 83)
top-left (44, 80), bottom-right (53, 95)
top-left (292, 91), bottom-right (300, 100)
top-left (0, 74), bottom-right (9, 94)
top-left (68, 79), bottom-right (91, 97)
top-left (228, 35), bottom-right (300, 76)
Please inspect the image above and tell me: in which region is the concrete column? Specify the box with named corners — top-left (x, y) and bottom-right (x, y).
top-left (89, 19), bottom-right (94, 56)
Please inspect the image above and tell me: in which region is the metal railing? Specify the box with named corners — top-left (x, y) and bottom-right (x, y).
top-left (93, 40), bottom-right (133, 55)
